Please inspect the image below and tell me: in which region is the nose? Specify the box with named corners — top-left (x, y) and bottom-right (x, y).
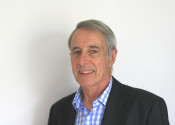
top-left (78, 52), bottom-right (88, 65)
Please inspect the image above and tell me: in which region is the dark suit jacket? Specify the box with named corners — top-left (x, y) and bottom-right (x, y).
top-left (48, 77), bottom-right (170, 125)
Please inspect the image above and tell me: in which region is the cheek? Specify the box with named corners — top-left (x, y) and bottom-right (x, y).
top-left (71, 59), bottom-right (79, 74)
top-left (97, 59), bottom-right (110, 71)
top-left (71, 57), bottom-right (76, 65)
top-left (71, 59), bottom-right (76, 69)
top-left (95, 60), bottom-right (105, 71)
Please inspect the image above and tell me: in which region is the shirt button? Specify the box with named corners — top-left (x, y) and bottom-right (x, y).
top-left (84, 109), bottom-right (89, 117)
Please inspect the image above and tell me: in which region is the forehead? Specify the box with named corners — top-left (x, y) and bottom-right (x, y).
top-left (71, 28), bottom-right (107, 49)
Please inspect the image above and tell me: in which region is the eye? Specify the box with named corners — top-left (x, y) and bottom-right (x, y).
top-left (73, 50), bottom-right (81, 54)
top-left (90, 50), bottom-right (98, 54)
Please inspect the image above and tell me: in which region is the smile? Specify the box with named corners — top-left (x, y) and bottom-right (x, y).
top-left (79, 70), bottom-right (94, 74)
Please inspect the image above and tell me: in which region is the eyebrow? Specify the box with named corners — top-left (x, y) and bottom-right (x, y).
top-left (71, 46), bottom-right (79, 52)
top-left (71, 45), bottom-right (100, 51)
top-left (89, 45), bottom-right (100, 49)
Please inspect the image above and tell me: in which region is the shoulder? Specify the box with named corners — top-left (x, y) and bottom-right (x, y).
top-left (111, 77), bottom-right (168, 116)
top-left (50, 93), bottom-right (76, 115)
top-left (112, 76), bottom-right (164, 103)
top-left (48, 93), bottom-right (76, 124)
top-left (108, 77), bottom-right (169, 124)
top-left (52, 92), bottom-right (76, 109)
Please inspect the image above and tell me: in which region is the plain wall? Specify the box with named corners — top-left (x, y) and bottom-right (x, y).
top-left (0, 0), bottom-right (175, 124)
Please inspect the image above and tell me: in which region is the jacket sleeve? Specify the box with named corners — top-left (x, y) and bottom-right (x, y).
top-left (146, 97), bottom-right (170, 125)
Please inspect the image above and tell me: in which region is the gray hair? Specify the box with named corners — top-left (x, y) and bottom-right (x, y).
top-left (68, 19), bottom-right (117, 58)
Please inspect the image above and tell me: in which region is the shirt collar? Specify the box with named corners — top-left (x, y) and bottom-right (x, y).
top-left (72, 77), bottom-right (113, 111)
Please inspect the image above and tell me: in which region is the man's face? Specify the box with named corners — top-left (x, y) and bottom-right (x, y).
top-left (70, 28), bottom-right (116, 88)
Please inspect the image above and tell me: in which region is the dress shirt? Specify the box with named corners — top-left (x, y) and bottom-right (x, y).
top-left (72, 77), bottom-right (113, 125)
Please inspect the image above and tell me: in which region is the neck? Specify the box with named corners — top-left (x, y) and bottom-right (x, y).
top-left (82, 74), bottom-right (112, 111)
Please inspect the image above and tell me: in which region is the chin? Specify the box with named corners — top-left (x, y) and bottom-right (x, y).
top-left (76, 79), bottom-right (95, 87)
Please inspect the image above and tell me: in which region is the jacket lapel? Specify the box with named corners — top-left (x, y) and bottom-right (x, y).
top-left (101, 77), bottom-right (132, 125)
top-left (68, 107), bottom-right (76, 125)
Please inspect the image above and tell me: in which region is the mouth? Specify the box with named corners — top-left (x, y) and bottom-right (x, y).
top-left (79, 70), bottom-right (95, 74)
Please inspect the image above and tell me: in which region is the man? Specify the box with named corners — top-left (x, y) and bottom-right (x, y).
top-left (48, 20), bottom-right (170, 125)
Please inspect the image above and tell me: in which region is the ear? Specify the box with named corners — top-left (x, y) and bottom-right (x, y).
top-left (109, 49), bottom-right (117, 67)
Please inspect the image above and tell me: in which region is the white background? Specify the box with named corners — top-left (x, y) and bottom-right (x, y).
top-left (0, 0), bottom-right (175, 124)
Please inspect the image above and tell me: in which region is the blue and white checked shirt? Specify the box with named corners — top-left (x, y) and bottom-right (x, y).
top-left (72, 77), bottom-right (113, 125)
